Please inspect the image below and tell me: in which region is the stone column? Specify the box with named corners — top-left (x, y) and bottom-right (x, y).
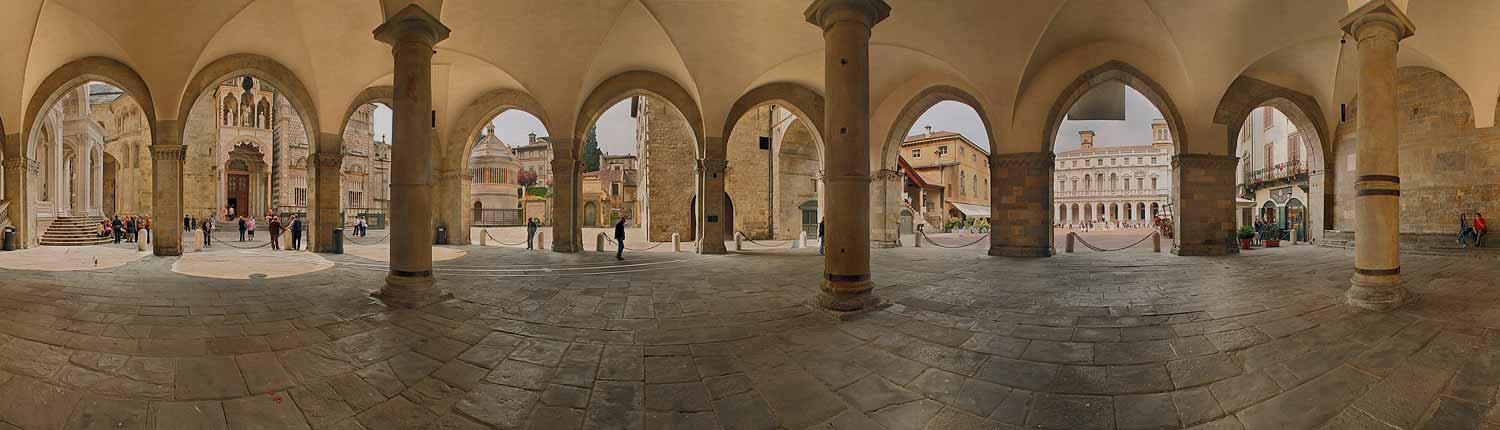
top-left (72, 148), bottom-right (87, 215)
top-left (990, 151), bottom-right (1053, 257)
top-left (312, 150), bottom-right (342, 253)
top-left (870, 168), bottom-right (901, 248)
top-left (3, 156), bottom-right (29, 247)
top-left (550, 142), bottom-right (581, 252)
top-left (151, 121), bottom-right (185, 256)
top-left (698, 147), bottom-right (728, 254)
top-left (1341, 1), bottom-right (1414, 311)
top-left (1171, 153), bottom-right (1239, 256)
top-left (93, 149), bottom-right (103, 215)
top-left (433, 167), bottom-right (467, 245)
top-left (373, 5), bottom-right (451, 308)
top-left (806, 0), bottom-right (889, 314)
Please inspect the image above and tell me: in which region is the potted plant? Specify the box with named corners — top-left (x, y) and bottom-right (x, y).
top-left (1263, 225), bottom-right (1282, 248)
top-left (1237, 226), bottom-right (1256, 250)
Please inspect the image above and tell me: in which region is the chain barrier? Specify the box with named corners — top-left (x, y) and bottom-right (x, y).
top-left (918, 231), bottom-right (990, 249)
top-left (201, 229), bottom-right (292, 250)
top-left (603, 235), bottom-right (668, 251)
top-left (1072, 232), bottom-right (1155, 252)
top-left (735, 232), bottom-right (791, 248)
top-left (341, 230), bottom-right (389, 246)
top-left (484, 230), bottom-right (530, 247)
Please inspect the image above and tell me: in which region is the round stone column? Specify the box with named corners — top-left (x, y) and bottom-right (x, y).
top-left (373, 5), bottom-right (452, 308)
top-left (150, 121), bottom-right (184, 256)
top-left (805, 0), bottom-right (889, 315)
top-left (1340, 0), bottom-right (1414, 311)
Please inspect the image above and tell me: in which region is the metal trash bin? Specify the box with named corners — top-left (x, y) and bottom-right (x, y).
top-left (332, 228), bottom-right (344, 254)
top-left (435, 226), bottom-right (448, 245)
top-left (2, 227), bottom-right (15, 251)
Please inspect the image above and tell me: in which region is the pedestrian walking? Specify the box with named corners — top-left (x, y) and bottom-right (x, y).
top-left (614, 216), bottom-right (627, 261)
top-left (269, 216), bottom-right (283, 250)
top-left (125, 217), bottom-right (137, 243)
top-left (290, 215), bottom-right (304, 250)
top-left (1458, 213), bottom-right (1476, 247)
top-left (238, 216), bottom-right (247, 242)
top-left (1476, 212), bottom-right (1488, 247)
top-left (247, 217), bottom-right (256, 240)
top-left (818, 218), bottom-right (825, 256)
top-left (183, 214), bottom-right (191, 231)
top-left (526, 218), bottom-right (537, 250)
top-left (111, 216), bottom-right (123, 243)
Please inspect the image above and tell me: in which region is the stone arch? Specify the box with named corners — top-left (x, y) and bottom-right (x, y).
top-left (721, 82), bottom-right (826, 156)
top-left (176, 53), bottom-right (321, 152)
top-left (1214, 75), bottom-right (1333, 239)
top-left (20, 57), bottom-right (158, 161)
top-left (575, 70), bottom-right (702, 156)
top-left (879, 85), bottom-right (997, 170)
top-left (447, 88), bottom-right (553, 169)
top-left (1044, 60), bottom-right (1187, 155)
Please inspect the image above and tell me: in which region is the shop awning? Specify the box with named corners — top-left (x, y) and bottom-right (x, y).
top-left (1236, 198), bottom-right (1256, 208)
top-left (950, 202), bottom-right (991, 218)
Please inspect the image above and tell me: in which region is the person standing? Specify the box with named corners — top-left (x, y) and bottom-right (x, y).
top-left (202, 215), bottom-right (213, 247)
top-left (247, 216), bottom-right (256, 240)
top-left (238, 216), bottom-right (248, 242)
top-left (1476, 212), bottom-right (1488, 247)
top-left (526, 218), bottom-right (537, 250)
top-left (290, 215), bottom-right (304, 251)
top-left (183, 214), bottom-right (191, 232)
top-left (142, 216), bottom-right (151, 243)
top-left (269, 216), bottom-right (283, 250)
top-left (818, 218), bottom-right (825, 256)
top-left (614, 216), bottom-right (627, 261)
top-left (125, 217), bottom-right (137, 243)
top-left (111, 216), bottom-right (124, 243)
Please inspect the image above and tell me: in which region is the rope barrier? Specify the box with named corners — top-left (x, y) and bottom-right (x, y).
top-left (484, 230), bottom-right (531, 247)
top-left (1072, 232), bottom-right (1155, 252)
top-left (603, 235), bottom-right (668, 251)
top-left (918, 231), bottom-right (990, 249)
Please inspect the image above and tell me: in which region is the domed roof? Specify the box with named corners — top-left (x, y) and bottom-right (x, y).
top-left (470, 125), bottom-right (517, 161)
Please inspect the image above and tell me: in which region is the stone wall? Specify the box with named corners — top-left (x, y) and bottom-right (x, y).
top-left (1331, 66), bottom-right (1500, 234)
top-left (726, 106), bottom-right (772, 239)
top-left (183, 92), bottom-right (218, 217)
top-left (638, 97), bottom-right (697, 242)
top-left (1172, 154), bottom-right (1239, 256)
top-left (275, 95), bottom-right (310, 210)
top-left (990, 152), bottom-right (1053, 257)
top-left (776, 119), bottom-right (819, 239)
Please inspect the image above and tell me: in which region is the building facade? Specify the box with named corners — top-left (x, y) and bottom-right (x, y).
top-left (468, 124), bottom-right (522, 226)
top-left (1052, 121), bottom-right (1174, 227)
top-left (1236, 106), bottom-right (1311, 238)
top-left (582, 153), bottom-right (640, 227)
top-left (899, 126), bottom-right (991, 222)
top-left (513, 133), bottom-right (553, 186)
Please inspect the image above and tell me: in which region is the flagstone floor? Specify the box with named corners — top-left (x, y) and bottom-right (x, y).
top-left (0, 241), bottom-right (1495, 429)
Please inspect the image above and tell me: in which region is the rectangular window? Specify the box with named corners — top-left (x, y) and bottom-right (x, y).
top-left (1264, 144), bottom-right (1274, 170)
top-left (612, 183), bottom-right (620, 196)
top-left (1263, 108), bottom-right (1274, 129)
top-left (295, 188), bottom-right (307, 207)
top-left (1151, 157), bottom-right (1157, 164)
top-left (912, 148), bottom-right (921, 158)
top-left (1072, 160), bottom-right (1078, 168)
top-left (938, 146), bottom-right (948, 156)
top-left (1151, 178), bottom-right (1158, 190)
top-left (1288, 134), bottom-right (1302, 164)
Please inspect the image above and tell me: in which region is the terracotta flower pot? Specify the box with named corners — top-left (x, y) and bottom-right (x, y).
top-left (1240, 239), bottom-right (1252, 250)
top-left (1265, 239), bottom-right (1280, 248)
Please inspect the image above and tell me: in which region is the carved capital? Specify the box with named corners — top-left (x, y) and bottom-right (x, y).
top-left (150, 145), bottom-right (186, 161)
top-left (313, 152), bottom-right (343, 168)
top-left (1, 158), bottom-right (30, 170)
top-left (699, 158), bottom-right (728, 175)
top-left (871, 168), bottom-right (902, 182)
top-left (373, 5), bottom-right (451, 46)
top-left (1172, 153), bottom-right (1239, 170)
top-left (993, 152), bottom-right (1055, 168)
top-left (805, 0), bottom-right (891, 30)
top-left (1340, 0), bottom-right (1414, 42)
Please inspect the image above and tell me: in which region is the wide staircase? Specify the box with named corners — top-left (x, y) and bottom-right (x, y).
top-left (40, 215), bottom-right (114, 246)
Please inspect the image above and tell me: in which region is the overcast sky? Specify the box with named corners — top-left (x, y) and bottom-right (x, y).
top-left (369, 88), bottom-right (1164, 155)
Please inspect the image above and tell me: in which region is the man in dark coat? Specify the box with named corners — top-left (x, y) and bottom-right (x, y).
top-left (111, 216), bottom-right (124, 243)
top-left (614, 217), bottom-right (627, 261)
top-left (290, 215), bottom-right (304, 250)
top-left (269, 216), bottom-right (283, 250)
top-left (526, 218), bottom-right (538, 250)
top-left (818, 218), bottom-right (825, 256)
top-left (238, 216), bottom-right (247, 242)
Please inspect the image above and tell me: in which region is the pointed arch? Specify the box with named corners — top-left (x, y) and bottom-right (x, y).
top-left (447, 88), bottom-right (553, 169)
top-left (879, 85), bottom-right (997, 169)
top-left (574, 70), bottom-right (703, 155)
top-left (176, 53), bottom-right (321, 152)
top-left (20, 57), bottom-right (158, 161)
top-left (1044, 60), bottom-right (1186, 155)
top-left (721, 82), bottom-right (826, 155)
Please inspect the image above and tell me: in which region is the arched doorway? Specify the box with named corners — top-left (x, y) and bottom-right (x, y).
top-left (1285, 198), bottom-right (1306, 239)
top-left (584, 202), bottom-right (598, 227)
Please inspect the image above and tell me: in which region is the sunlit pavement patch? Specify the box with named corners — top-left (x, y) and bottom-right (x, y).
top-left (342, 244), bottom-right (466, 263)
top-left (172, 249), bottom-right (334, 279)
top-left (0, 246), bottom-right (151, 271)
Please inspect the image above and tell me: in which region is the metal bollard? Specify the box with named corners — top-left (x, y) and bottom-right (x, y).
top-left (1152, 232), bottom-right (1161, 253)
top-left (1291, 230), bottom-right (1298, 245)
top-left (672, 233), bottom-right (681, 252)
top-left (1065, 232), bottom-right (1075, 253)
top-left (479, 229), bottom-right (488, 246)
top-left (596, 233), bottom-right (607, 252)
top-left (734, 232), bottom-right (743, 251)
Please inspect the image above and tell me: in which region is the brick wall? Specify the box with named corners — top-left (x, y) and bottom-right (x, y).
top-left (726, 107), bottom-right (773, 239)
top-left (776, 119), bottom-right (819, 239)
top-left (638, 97), bottom-right (697, 242)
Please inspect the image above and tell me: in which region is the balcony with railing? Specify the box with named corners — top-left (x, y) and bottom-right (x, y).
top-left (1240, 160), bottom-right (1309, 195)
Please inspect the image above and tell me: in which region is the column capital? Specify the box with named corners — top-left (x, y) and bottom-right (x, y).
top-left (870, 168), bottom-right (901, 182)
top-left (313, 152), bottom-right (343, 168)
top-left (993, 151), bottom-right (1056, 168)
top-left (1340, 0), bottom-right (1414, 42)
top-left (804, 0), bottom-right (890, 30)
top-left (1171, 153), bottom-right (1238, 170)
top-left (1, 158), bottom-right (30, 170)
top-left (150, 145), bottom-right (186, 161)
top-left (373, 4), bottom-right (451, 47)
top-left (698, 158), bottom-right (728, 175)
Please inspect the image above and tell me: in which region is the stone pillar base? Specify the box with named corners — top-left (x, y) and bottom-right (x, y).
top-left (1172, 243), bottom-right (1232, 256)
top-left (699, 240), bottom-right (727, 255)
top-left (377, 273), bottom-right (452, 308)
top-left (989, 244), bottom-right (1051, 257)
top-left (871, 239), bottom-right (900, 249)
top-left (1346, 272), bottom-right (1410, 312)
top-left (816, 278), bottom-right (883, 320)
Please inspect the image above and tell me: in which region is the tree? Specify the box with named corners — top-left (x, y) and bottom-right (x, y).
top-left (517, 170), bottom-right (538, 188)
top-left (582, 125), bottom-right (602, 172)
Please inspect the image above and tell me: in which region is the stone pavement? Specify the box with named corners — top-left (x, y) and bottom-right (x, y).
top-left (0, 242), bottom-right (1495, 429)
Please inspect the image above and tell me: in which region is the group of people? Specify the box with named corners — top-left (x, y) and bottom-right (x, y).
top-left (1458, 212), bottom-right (1488, 248)
top-left (99, 215), bottom-right (151, 244)
top-left (262, 214), bottom-right (302, 250)
top-left (182, 211), bottom-right (303, 250)
top-left (1057, 219), bottom-right (1160, 231)
top-left (352, 216), bottom-right (370, 237)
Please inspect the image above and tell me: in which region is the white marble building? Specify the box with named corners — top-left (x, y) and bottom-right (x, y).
top-left (1053, 121), bottom-right (1174, 227)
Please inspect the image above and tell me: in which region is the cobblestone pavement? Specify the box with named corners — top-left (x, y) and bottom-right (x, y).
top-left (0, 243), bottom-right (1495, 429)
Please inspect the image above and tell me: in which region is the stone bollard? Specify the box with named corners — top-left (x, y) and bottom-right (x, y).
top-left (794, 231), bottom-right (805, 249)
top-left (735, 232), bottom-right (743, 251)
top-left (479, 229), bottom-right (488, 246)
top-left (1065, 232), bottom-right (1075, 253)
top-left (596, 233), bottom-right (607, 252)
top-left (1152, 231), bottom-right (1161, 253)
top-left (537, 231), bottom-right (545, 250)
top-left (914, 231), bottom-right (922, 248)
top-left (138, 236), bottom-right (147, 251)
top-left (672, 233), bottom-right (680, 252)
top-left (1290, 230), bottom-right (1298, 245)
top-left (191, 230), bottom-right (203, 253)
